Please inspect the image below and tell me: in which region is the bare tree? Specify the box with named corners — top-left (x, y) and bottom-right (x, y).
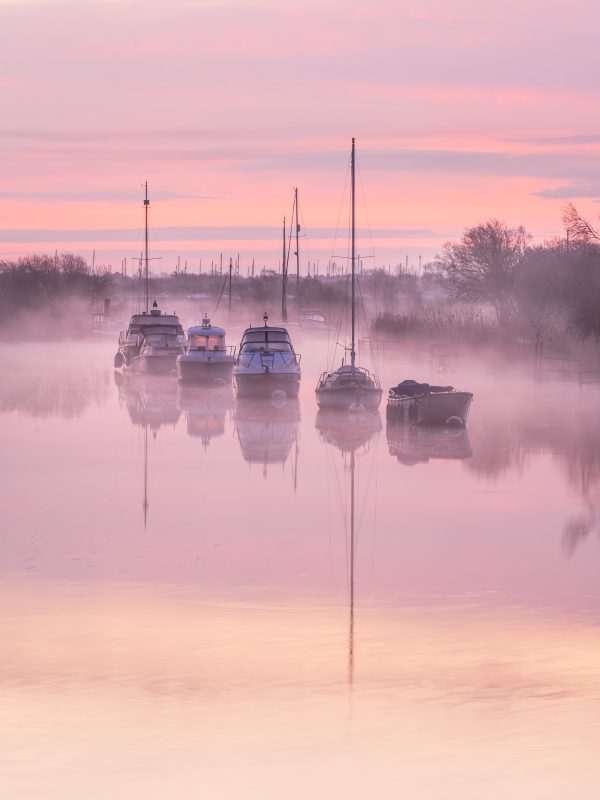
top-left (434, 219), bottom-right (531, 325)
top-left (562, 201), bottom-right (600, 244)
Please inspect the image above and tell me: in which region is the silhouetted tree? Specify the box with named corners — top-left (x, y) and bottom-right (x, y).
top-left (562, 201), bottom-right (600, 244)
top-left (434, 220), bottom-right (530, 325)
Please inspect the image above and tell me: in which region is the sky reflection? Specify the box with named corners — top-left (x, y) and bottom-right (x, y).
top-left (2, 339), bottom-right (600, 796)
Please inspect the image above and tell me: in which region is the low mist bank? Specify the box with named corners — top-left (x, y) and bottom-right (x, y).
top-left (3, 210), bottom-right (600, 364)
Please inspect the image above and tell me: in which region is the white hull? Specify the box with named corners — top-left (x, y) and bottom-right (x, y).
top-left (315, 365), bottom-right (382, 412)
top-left (316, 385), bottom-right (382, 411)
top-left (234, 322), bottom-right (301, 399)
top-left (132, 352), bottom-right (180, 375)
top-left (177, 356), bottom-right (234, 385)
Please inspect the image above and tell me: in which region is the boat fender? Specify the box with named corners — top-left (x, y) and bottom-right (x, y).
top-left (271, 389), bottom-right (287, 407)
top-left (113, 351), bottom-right (124, 368)
top-left (124, 351), bottom-right (132, 366)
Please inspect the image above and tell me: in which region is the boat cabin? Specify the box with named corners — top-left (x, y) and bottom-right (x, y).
top-left (186, 317), bottom-right (228, 353)
top-left (119, 308), bottom-right (184, 348)
top-left (239, 327), bottom-right (295, 354)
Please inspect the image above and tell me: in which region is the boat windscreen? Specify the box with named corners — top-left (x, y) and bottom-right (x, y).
top-left (241, 340), bottom-right (292, 353)
top-left (143, 332), bottom-right (181, 346)
top-left (189, 334), bottom-right (224, 351)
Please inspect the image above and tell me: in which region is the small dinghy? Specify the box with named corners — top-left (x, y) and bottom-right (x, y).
top-left (386, 380), bottom-right (473, 426)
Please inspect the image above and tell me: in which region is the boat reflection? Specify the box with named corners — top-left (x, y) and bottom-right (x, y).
top-left (114, 370), bottom-right (180, 432)
top-left (315, 409), bottom-right (382, 453)
top-left (234, 397), bottom-right (301, 475)
top-left (114, 371), bottom-right (181, 529)
top-left (386, 421), bottom-right (472, 465)
top-left (178, 384), bottom-right (234, 446)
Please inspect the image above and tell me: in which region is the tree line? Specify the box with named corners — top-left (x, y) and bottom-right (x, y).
top-left (430, 204), bottom-right (600, 342)
top-left (2, 202), bottom-right (600, 346)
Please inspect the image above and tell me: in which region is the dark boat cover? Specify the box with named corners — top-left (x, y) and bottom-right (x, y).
top-left (390, 380), bottom-right (454, 397)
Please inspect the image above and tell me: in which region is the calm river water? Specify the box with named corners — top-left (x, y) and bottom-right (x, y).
top-left (1, 333), bottom-right (600, 798)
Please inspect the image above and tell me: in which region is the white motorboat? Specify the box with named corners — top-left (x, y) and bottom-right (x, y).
top-left (114, 184), bottom-right (185, 374)
top-left (386, 380), bottom-right (473, 426)
top-left (233, 313), bottom-right (301, 399)
top-left (114, 302), bottom-right (185, 374)
top-left (315, 139), bottom-right (382, 412)
top-left (176, 314), bottom-right (235, 385)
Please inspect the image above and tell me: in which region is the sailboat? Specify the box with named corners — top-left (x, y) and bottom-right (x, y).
top-left (315, 139), bottom-right (382, 412)
top-left (114, 183), bottom-right (185, 374)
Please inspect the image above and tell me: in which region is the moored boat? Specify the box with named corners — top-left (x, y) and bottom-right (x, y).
top-left (176, 314), bottom-right (235, 385)
top-left (233, 313), bottom-right (301, 399)
top-left (114, 302), bottom-right (185, 374)
top-left (315, 138), bottom-right (382, 412)
top-left (316, 365), bottom-right (382, 411)
top-left (386, 380), bottom-right (473, 426)
top-left (113, 184), bottom-right (184, 374)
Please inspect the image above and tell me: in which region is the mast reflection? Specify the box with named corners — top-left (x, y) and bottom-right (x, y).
top-left (114, 371), bottom-right (181, 529)
top-left (316, 409), bottom-right (381, 686)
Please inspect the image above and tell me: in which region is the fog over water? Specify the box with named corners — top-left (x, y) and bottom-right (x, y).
top-left (2, 332), bottom-right (600, 798)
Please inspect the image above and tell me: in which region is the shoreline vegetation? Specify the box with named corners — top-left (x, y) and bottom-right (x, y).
top-left (1, 206), bottom-right (599, 362)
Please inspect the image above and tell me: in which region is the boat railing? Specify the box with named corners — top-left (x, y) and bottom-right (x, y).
top-left (317, 366), bottom-right (380, 388)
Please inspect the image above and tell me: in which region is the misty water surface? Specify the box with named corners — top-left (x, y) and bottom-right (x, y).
top-left (1, 334), bottom-right (600, 799)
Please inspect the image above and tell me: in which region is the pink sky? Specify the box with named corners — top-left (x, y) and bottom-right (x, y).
top-left (2, 0), bottom-right (600, 271)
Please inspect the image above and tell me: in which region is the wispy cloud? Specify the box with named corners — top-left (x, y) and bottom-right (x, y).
top-left (0, 190), bottom-right (219, 203)
top-left (532, 182), bottom-right (600, 199)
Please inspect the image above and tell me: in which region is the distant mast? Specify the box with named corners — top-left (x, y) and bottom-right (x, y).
top-left (281, 215), bottom-right (288, 321)
top-left (144, 181), bottom-right (150, 314)
top-left (351, 138), bottom-right (356, 370)
top-left (294, 187), bottom-right (300, 305)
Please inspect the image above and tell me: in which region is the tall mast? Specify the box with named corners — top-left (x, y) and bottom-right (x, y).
top-left (295, 187), bottom-right (300, 306)
top-left (144, 181), bottom-right (150, 313)
top-left (281, 215), bottom-right (288, 321)
top-left (351, 138), bottom-right (356, 370)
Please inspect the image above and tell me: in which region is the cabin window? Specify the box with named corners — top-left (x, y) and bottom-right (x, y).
top-left (189, 334), bottom-right (224, 351)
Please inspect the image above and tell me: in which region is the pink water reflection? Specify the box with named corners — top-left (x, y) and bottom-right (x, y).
top-left (2, 339), bottom-right (600, 797)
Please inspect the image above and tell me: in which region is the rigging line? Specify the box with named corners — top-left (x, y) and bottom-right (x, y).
top-left (298, 201), bottom-right (313, 274)
top-left (212, 272), bottom-right (229, 316)
top-left (356, 157), bottom-right (376, 267)
top-left (330, 155), bottom-right (352, 265)
top-left (326, 156), bottom-right (351, 360)
top-left (286, 192), bottom-right (295, 275)
top-left (329, 274), bottom-right (350, 369)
